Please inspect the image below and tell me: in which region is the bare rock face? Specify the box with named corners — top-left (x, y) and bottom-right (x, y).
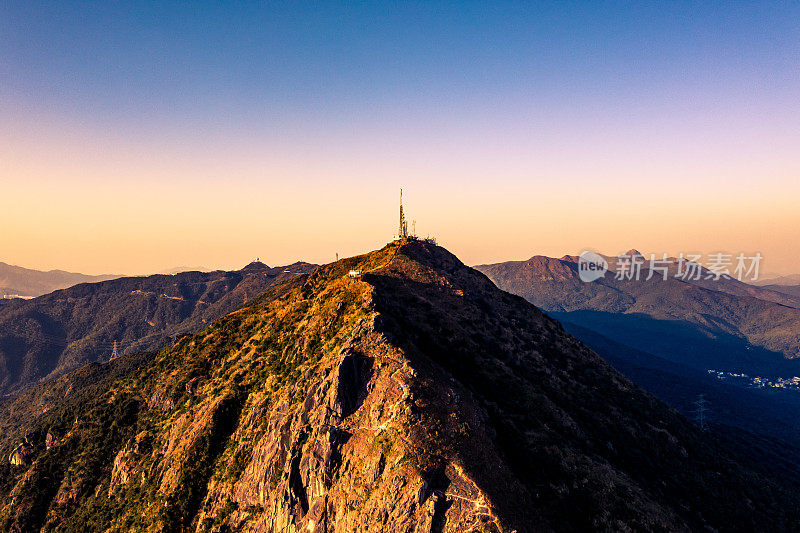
top-left (8, 440), bottom-right (34, 467)
top-left (186, 280), bottom-right (511, 533)
top-left (45, 430), bottom-right (56, 450)
top-left (108, 431), bottom-right (151, 497)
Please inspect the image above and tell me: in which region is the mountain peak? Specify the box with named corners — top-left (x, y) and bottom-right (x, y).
top-left (622, 248), bottom-right (644, 258)
top-left (241, 260), bottom-right (270, 271)
top-left (393, 240), bottom-right (468, 276)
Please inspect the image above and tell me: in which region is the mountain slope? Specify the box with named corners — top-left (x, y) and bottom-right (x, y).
top-left (0, 261), bottom-right (316, 395)
top-left (0, 241), bottom-right (798, 532)
top-left (0, 262), bottom-right (119, 299)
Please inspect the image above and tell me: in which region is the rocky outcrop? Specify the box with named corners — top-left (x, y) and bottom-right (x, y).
top-left (108, 432), bottom-right (151, 497)
top-left (8, 440), bottom-right (34, 467)
top-left (45, 430), bottom-right (56, 450)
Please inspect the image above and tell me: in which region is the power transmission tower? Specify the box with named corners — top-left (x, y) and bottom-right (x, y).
top-left (693, 394), bottom-right (709, 430)
top-left (111, 340), bottom-right (118, 361)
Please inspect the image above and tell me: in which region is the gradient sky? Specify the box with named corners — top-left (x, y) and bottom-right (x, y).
top-left (2, 2), bottom-right (799, 275)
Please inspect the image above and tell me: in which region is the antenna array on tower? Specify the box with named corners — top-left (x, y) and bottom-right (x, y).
top-left (394, 189), bottom-right (435, 244)
top-left (398, 189), bottom-right (408, 241)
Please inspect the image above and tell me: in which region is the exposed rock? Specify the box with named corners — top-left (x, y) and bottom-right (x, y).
top-left (45, 430), bottom-right (56, 450)
top-left (8, 441), bottom-right (34, 467)
top-left (107, 431), bottom-right (152, 497)
top-left (329, 349), bottom-right (373, 419)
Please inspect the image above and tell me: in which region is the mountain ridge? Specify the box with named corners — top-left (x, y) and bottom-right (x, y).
top-left (0, 261), bottom-right (317, 395)
top-left (0, 241), bottom-right (798, 531)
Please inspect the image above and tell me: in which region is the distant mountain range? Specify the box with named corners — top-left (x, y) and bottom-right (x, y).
top-left (0, 261), bottom-right (316, 395)
top-left (754, 273), bottom-right (800, 286)
top-left (158, 265), bottom-right (214, 275)
top-left (751, 273), bottom-right (800, 299)
top-left (476, 251), bottom-right (800, 364)
top-left (762, 284), bottom-right (800, 299)
top-left (0, 262), bottom-right (121, 298)
top-left (476, 251), bottom-right (800, 446)
top-left (1, 241), bottom-right (799, 531)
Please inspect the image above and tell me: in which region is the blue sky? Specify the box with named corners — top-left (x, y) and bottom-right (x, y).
top-left (5, 2), bottom-right (797, 135)
top-left (2, 2), bottom-right (799, 274)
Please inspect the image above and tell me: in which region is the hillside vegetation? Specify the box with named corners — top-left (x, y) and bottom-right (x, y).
top-left (0, 242), bottom-right (798, 532)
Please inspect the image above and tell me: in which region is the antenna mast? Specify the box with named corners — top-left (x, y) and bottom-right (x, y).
top-left (398, 188), bottom-right (408, 241)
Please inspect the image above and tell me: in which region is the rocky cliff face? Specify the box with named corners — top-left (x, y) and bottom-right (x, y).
top-left (0, 242), bottom-right (799, 532)
top-left (7, 440), bottom-right (34, 467)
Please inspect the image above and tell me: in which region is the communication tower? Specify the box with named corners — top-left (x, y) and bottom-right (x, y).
top-left (398, 189), bottom-right (408, 241)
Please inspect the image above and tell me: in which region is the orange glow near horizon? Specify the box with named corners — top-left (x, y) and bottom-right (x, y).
top-left (2, 114), bottom-right (799, 277)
